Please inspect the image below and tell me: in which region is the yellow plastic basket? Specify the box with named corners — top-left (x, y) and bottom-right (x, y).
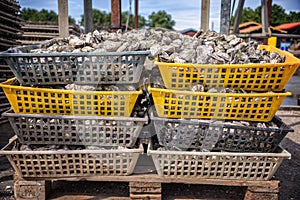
top-left (0, 78), bottom-right (141, 117)
top-left (155, 45), bottom-right (300, 91)
top-left (149, 87), bottom-right (291, 122)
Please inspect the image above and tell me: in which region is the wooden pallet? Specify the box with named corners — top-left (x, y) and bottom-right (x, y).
top-left (18, 22), bottom-right (82, 45)
top-left (0, 1), bottom-right (20, 13)
top-left (0, 0), bottom-right (22, 51)
top-left (13, 174), bottom-right (280, 200)
top-left (12, 154), bottom-right (280, 200)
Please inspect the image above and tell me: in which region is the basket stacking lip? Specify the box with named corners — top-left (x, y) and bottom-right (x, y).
top-left (2, 109), bottom-right (148, 146)
top-left (0, 78), bottom-right (142, 117)
top-left (0, 50), bottom-right (150, 86)
top-left (147, 143), bottom-right (291, 180)
top-left (152, 116), bottom-right (293, 152)
top-left (149, 87), bottom-right (291, 122)
top-left (155, 45), bottom-right (300, 91)
top-left (1, 137), bottom-right (143, 177)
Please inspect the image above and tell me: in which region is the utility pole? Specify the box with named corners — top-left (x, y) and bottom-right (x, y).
top-left (58, 0), bottom-right (69, 38)
top-left (233, 0), bottom-right (245, 34)
top-left (264, 0), bottom-right (273, 44)
top-left (84, 0), bottom-right (93, 33)
top-left (267, 0), bottom-right (272, 26)
top-left (134, 0), bottom-right (138, 29)
top-left (220, 0), bottom-right (231, 34)
top-left (111, 0), bottom-right (122, 31)
top-left (261, 0), bottom-right (269, 36)
top-left (201, 0), bottom-right (210, 31)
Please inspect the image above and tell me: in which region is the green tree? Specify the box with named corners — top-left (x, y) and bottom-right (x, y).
top-left (148, 10), bottom-right (175, 30)
top-left (80, 9), bottom-right (111, 27)
top-left (80, 9), bottom-right (147, 30)
top-left (20, 8), bottom-right (39, 21)
top-left (20, 8), bottom-right (75, 24)
top-left (231, 4), bottom-right (300, 26)
top-left (230, 6), bottom-right (261, 25)
top-left (121, 11), bottom-right (147, 28)
top-left (286, 11), bottom-right (300, 23)
top-left (270, 4), bottom-right (288, 26)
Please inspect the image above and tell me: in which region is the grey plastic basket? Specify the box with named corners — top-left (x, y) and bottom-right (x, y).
top-left (2, 110), bottom-right (147, 147)
top-left (148, 144), bottom-right (290, 181)
top-left (1, 137), bottom-right (143, 178)
top-left (0, 51), bottom-right (150, 86)
top-left (152, 116), bottom-right (293, 152)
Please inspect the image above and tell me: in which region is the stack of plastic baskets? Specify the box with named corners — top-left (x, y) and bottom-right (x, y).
top-left (0, 50), bottom-right (150, 178)
top-left (0, 46), bottom-right (38, 124)
top-left (147, 45), bottom-right (300, 180)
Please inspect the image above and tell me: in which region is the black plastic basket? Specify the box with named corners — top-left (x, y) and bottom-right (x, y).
top-left (2, 110), bottom-right (147, 147)
top-left (152, 116), bottom-right (293, 152)
top-left (0, 50), bottom-right (149, 86)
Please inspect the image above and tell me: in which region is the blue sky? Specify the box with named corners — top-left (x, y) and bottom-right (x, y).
top-left (18, 0), bottom-right (300, 32)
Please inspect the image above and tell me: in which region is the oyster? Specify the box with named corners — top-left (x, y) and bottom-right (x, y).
top-left (32, 29), bottom-right (285, 65)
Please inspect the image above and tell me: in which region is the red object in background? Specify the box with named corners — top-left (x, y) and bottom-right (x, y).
top-left (275, 22), bottom-right (300, 31)
top-left (179, 28), bottom-right (198, 37)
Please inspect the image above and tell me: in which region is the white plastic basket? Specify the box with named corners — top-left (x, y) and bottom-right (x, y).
top-left (1, 137), bottom-right (143, 178)
top-left (148, 144), bottom-right (290, 181)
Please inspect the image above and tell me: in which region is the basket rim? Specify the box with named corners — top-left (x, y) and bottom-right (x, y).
top-left (147, 143), bottom-right (291, 158)
top-left (148, 87), bottom-right (292, 97)
top-left (0, 78), bottom-right (143, 95)
top-left (155, 60), bottom-right (300, 68)
top-left (151, 116), bottom-right (294, 133)
top-left (2, 109), bottom-right (148, 122)
top-left (1, 45), bottom-right (41, 54)
top-left (0, 136), bottom-right (144, 155)
top-left (0, 50), bottom-right (151, 57)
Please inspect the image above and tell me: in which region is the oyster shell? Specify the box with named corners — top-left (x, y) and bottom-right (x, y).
top-left (32, 29), bottom-right (285, 66)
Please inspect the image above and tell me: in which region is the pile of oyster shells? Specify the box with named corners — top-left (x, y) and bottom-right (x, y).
top-left (64, 83), bottom-right (147, 118)
top-left (15, 143), bottom-right (127, 151)
top-left (30, 29), bottom-right (286, 98)
top-left (32, 29), bottom-right (285, 65)
top-left (64, 83), bottom-right (136, 91)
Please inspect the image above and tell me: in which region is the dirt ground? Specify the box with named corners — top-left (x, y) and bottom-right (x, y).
top-left (0, 107), bottom-right (299, 200)
top-left (273, 108), bottom-right (300, 200)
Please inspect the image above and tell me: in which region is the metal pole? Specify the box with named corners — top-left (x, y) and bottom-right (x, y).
top-left (262, 0), bottom-right (272, 44)
top-left (58, 0), bottom-right (69, 38)
top-left (201, 0), bottom-right (210, 31)
top-left (111, 0), bottom-right (122, 31)
top-left (84, 0), bottom-right (93, 33)
top-left (220, 0), bottom-right (231, 34)
top-left (268, 0), bottom-right (272, 26)
top-left (232, 0), bottom-right (245, 34)
top-left (134, 0), bottom-right (138, 29)
top-left (261, 0), bottom-right (269, 35)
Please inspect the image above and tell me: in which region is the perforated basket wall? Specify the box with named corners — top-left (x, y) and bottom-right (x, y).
top-left (0, 51), bottom-right (149, 85)
top-left (149, 87), bottom-right (290, 122)
top-left (0, 78), bottom-right (141, 116)
top-left (1, 138), bottom-right (143, 178)
top-left (148, 146), bottom-right (290, 180)
top-left (0, 90), bottom-right (9, 113)
top-left (152, 116), bottom-right (293, 152)
top-left (156, 45), bottom-right (300, 91)
top-left (2, 110), bottom-right (147, 146)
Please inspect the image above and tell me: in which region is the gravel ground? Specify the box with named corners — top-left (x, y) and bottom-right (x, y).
top-left (274, 108), bottom-right (300, 200)
top-left (0, 108), bottom-right (299, 199)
